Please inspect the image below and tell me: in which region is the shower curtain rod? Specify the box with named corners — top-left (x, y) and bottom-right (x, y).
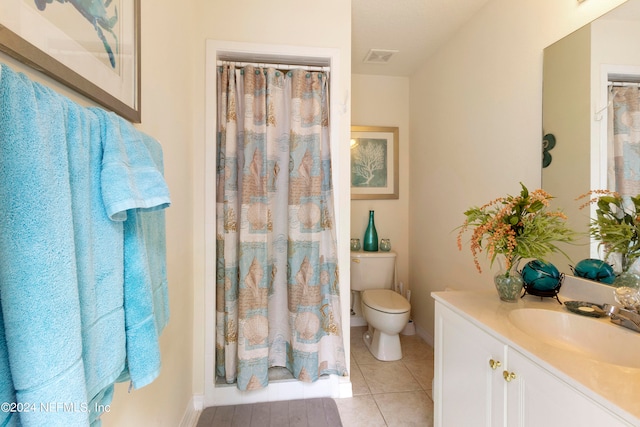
top-left (594, 82), bottom-right (640, 120)
top-left (609, 81), bottom-right (640, 87)
top-left (216, 60), bottom-right (329, 72)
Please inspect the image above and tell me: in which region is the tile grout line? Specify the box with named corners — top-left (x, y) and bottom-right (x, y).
top-left (347, 326), bottom-right (434, 425)
top-left (371, 393), bottom-right (390, 427)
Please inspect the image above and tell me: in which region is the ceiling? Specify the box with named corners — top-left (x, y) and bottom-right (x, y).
top-left (351, 0), bottom-right (492, 77)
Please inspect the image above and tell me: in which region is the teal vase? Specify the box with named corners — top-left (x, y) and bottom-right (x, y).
top-left (363, 210), bottom-right (378, 251)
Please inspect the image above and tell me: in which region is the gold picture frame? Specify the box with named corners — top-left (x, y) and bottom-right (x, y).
top-left (350, 125), bottom-right (399, 200)
top-left (0, 0), bottom-right (141, 123)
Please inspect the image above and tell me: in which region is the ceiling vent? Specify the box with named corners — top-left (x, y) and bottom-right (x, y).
top-left (363, 49), bottom-right (398, 64)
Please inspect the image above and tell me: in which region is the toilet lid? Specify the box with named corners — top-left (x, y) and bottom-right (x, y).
top-left (362, 289), bottom-right (410, 314)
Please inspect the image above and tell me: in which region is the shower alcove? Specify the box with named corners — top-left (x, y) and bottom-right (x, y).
top-left (201, 40), bottom-right (352, 407)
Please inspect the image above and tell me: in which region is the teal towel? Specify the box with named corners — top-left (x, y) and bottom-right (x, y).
top-left (0, 64), bottom-right (171, 426)
top-left (0, 312), bottom-right (17, 427)
top-left (92, 109), bottom-right (171, 390)
top-left (62, 100), bottom-right (127, 426)
top-left (140, 134), bottom-right (170, 334)
top-left (0, 64), bottom-right (89, 426)
top-left (93, 109), bottom-right (171, 221)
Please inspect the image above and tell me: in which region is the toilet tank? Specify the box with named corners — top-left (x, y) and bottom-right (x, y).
top-left (350, 251), bottom-right (396, 291)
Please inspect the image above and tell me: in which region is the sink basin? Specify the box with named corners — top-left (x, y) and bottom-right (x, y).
top-left (508, 308), bottom-right (640, 369)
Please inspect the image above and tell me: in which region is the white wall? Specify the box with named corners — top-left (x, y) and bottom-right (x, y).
top-left (408, 0), bottom-right (627, 342)
top-left (351, 74), bottom-right (410, 317)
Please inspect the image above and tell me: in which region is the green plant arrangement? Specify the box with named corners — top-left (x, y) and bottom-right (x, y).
top-left (457, 183), bottom-right (576, 274)
top-left (577, 190), bottom-right (640, 273)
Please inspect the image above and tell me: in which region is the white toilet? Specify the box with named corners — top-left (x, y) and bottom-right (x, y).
top-left (350, 251), bottom-right (411, 361)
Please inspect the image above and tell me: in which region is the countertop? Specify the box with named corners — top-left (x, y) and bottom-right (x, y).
top-left (432, 281), bottom-right (640, 425)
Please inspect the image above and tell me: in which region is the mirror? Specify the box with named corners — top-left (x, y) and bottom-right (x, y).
top-left (542, 0), bottom-right (640, 275)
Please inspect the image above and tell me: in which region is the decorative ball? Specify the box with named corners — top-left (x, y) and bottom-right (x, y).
top-left (572, 258), bottom-right (615, 284)
top-left (522, 260), bottom-right (562, 291)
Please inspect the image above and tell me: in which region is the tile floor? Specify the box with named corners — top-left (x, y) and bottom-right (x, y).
top-left (334, 326), bottom-right (435, 426)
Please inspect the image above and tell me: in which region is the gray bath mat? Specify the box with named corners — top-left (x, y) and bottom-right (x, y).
top-left (196, 397), bottom-right (343, 427)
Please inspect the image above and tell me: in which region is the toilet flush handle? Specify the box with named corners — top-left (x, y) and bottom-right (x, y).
top-left (352, 259), bottom-right (360, 263)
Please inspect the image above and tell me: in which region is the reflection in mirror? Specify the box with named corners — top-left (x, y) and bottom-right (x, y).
top-left (542, 0), bottom-right (640, 275)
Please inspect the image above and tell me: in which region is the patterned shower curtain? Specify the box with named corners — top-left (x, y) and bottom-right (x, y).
top-left (608, 85), bottom-right (640, 195)
top-left (215, 64), bottom-right (346, 391)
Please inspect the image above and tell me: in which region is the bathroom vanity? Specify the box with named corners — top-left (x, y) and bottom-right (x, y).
top-left (432, 280), bottom-right (640, 427)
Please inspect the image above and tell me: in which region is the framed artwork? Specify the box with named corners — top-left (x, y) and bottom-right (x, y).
top-left (350, 125), bottom-right (399, 200)
top-left (0, 0), bottom-right (141, 123)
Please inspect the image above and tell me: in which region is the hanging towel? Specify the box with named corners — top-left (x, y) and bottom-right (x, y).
top-left (0, 63), bottom-right (171, 426)
top-left (61, 100), bottom-right (127, 426)
top-left (93, 109), bottom-right (171, 221)
top-left (139, 133), bottom-right (170, 334)
top-left (0, 64), bottom-right (90, 426)
top-left (0, 310), bottom-right (17, 427)
top-left (92, 109), bottom-right (171, 389)
top-left (116, 208), bottom-right (166, 389)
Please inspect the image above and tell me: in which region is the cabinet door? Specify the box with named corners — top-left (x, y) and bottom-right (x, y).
top-left (505, 348), bottom-right (632, 427)
top-left (434, 303), bottom-right (507, 427)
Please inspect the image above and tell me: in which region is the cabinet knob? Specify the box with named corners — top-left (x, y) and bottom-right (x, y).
top-left (489, 359), bottom-right (501, 370)
top-left (503, 371), bottom-right (517, 382)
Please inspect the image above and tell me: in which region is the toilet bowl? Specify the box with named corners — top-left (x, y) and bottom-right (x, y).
top-left (361, 289), bottom-right (411, 361)
top-left (350, 250), bottom-right (411, 361)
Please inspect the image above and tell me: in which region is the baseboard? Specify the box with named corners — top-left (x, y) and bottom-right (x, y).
top-left (415, 322), bottom-right (434, 347)
top-left (338, 375), bottom-right (353, 398)
top-left (204, 375), bottom-right (341, 407)
top-left (349, 315), bottom-right (367, 327)
top-left (180, 395), bottom-right (204, 427)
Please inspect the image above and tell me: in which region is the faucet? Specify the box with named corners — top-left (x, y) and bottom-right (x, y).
top-left (605, 304), bottom-right (640, 333)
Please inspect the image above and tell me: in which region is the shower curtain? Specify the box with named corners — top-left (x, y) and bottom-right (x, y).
top-left (606, 85), bottom-right (640, 273)
top-left (608, 85), bottom-right (640, 195)
top-left (215, 64), bottom-right (346, 391)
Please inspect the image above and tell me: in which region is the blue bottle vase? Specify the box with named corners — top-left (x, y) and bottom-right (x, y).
top-left (363, 210), bottom-right (378, 251)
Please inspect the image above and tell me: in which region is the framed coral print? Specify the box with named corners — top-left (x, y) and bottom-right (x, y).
top-left (0, 0), bottom-right (141, 123)
top-left (351, 126), bottom-right (399, 200)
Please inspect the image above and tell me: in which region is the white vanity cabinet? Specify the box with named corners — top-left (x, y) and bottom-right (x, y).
top-left (434, 302), bottom-right (631, 427)
top-left (505, 348), bottom-right (629, 426)
top-left (434, 302), bottom-right (507, 426)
